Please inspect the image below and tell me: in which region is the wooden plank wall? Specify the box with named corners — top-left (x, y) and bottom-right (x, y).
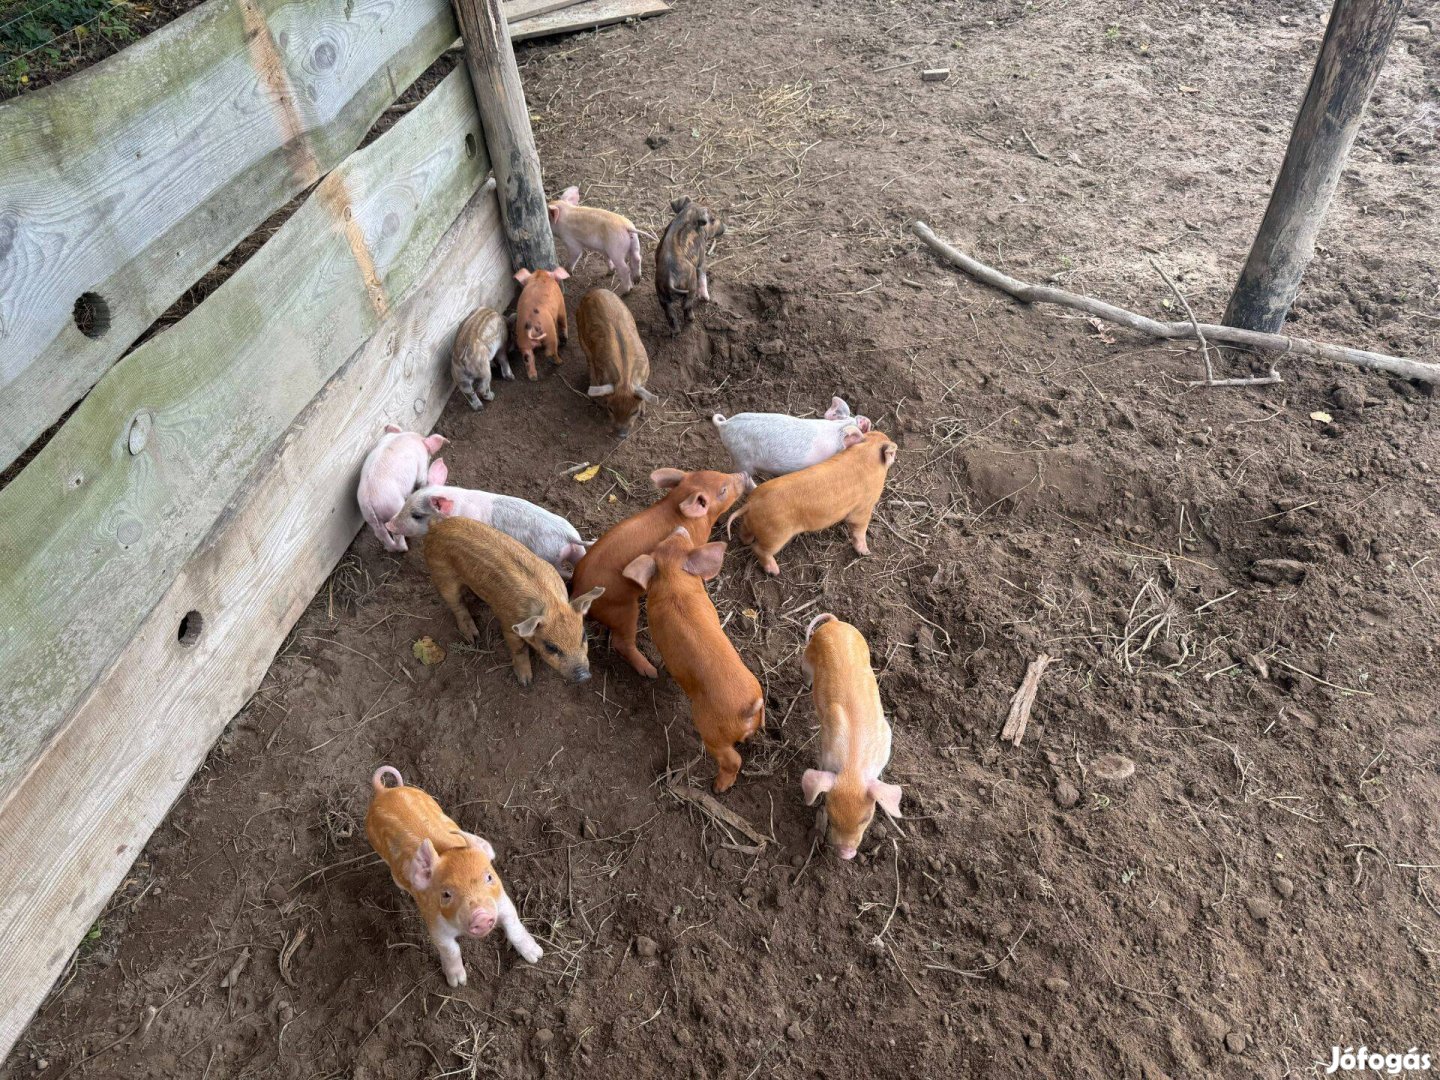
top-left (0, 68), bottom-right (487, 795)
top-left (0, 186), bottom-right (511, 1057)
top-left (0, 0), bottom-right (462, 472)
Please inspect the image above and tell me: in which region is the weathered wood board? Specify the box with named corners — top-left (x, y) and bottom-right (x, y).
top-left (0, 0), bottom-right (460, 472)
top-left (503, 0), bottom-right (592, 21)
top-left (0, 69), bottom-right (485, 796)
top-left (0, 184), bottom-right (512, 1062)
top-left (510, 0), bottom-right (670, 41)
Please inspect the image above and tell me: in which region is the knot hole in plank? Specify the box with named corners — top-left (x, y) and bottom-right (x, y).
top-left (177, 611), bottom-right (205, 648)
top-left (72, 292), bottom-right (111, 340)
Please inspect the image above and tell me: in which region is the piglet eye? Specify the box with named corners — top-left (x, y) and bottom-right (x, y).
top-left (719, 485), bottom-right (727, 496)
top-left (485, 873), bottom-right (495, 884)
top-left (441, 890), bottom-right (454, 903)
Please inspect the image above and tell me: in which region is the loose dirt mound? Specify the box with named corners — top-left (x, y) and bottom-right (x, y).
top-left (6, 0), bottom-right (1439, 1077)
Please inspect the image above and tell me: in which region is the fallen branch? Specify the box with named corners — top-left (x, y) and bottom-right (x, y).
top-left (1149, 258), bottom-right (1281, 388)
top-left (664, 774), bottom-right (769, 848)
top-left (1000, 653), bottom-right (1053, 747)
top-left (911, 221), bottom-right (1440, 385)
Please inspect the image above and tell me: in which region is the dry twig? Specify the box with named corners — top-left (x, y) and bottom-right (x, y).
top-left (1000, 654), bottom-right (1053, 747)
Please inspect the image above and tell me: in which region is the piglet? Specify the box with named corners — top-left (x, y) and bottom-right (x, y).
top-left (424, 517), bottom-right (603, 685)
top-left (799, 614), bottom-right (902, 859)
top-left (712, 396), bottom-right (873, 477)
top-left (624, 529), bottom-right (764, 792)
top-left (578, 288), bottom-right (659, 438)
top-left (387, 484), bottom-right (587, 577)
top-left (366, 766), bottom-right (542, 987)
top-left (513, 267), bottom-right (570, 380)
top-left (357, 425), bottom-right (448, 552)
top-left (571, 468), bottom-right (750, 678)
top-left (548, 186), bottom-right (645, 294)
top-left (655, 197), bottom-right (724, 333)
top-left (726, 430), bottom-right (896, 575)
top-left (451, 306), bottom-right (511, 410)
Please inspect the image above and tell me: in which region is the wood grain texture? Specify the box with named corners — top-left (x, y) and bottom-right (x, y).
top-left (0, 0), bottom-right (461, 471)
top-left (0, 187), bottom-right (512, 1063)
top-left (503, 0), bottom-right (590, 21)
top-left (452, 0), bottom-right (557, 271)
top-left (509, 0), bottom-right (669, 41)
top-left (0, 69), bottom-right (486, 794)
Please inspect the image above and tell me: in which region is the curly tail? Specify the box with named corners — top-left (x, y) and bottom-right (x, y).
top-left (712, 412), bottom-right (728, 427)
top-left (805, 612), bottom-right (838, 642)
top-left (724, 504), bottom-right (749, 539)
top-left (372, 765), bottom-right (404, 792)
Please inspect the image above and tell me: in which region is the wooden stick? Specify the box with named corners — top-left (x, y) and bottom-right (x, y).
top-left (451, 0), bottom-right (557, 272)
top-left (664, 775), bottom-right (769, 848)
top-left (911, 221), bottom-right (1440, 385)
top-left (1000, 653), bottom-right (1053, 747)
top-left (1150, 258), bottom-right (1281, 388)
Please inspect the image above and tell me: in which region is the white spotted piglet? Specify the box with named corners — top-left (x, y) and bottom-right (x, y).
top-left (548, 186), bottom-right (644, 295)
top-left (712, 396), bottom-right (872, 478)
top-left (357, 425), bottom-right (448, 552)
top-left (800, 613), bottom-right (903, 860)
top-left (366, 767), bottom-right (542, 987)
top-left (386, 484), bottom-right (588, 577)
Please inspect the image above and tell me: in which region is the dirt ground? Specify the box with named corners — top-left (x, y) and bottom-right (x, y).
top-left (6, 0), bottom-right (1440, 1076)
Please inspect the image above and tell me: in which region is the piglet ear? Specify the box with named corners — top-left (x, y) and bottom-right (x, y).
top-left (463, 831), bottom-right (496, 859)
top-left (801, 769), bottom-right (837, 806)
top-left (855, 416), bottom-right (872, 433)
top-left (570, 585), bottom-right (604, 615)
top-left (682, 542), bottom-right (727, 581)
top-left (880, 442), bottom-right (897, 467)
top-left (841, 425), bottom-right (864, 449)
top-left (427, 458), bottom-right (449, 486)
top-left (425, 434), bottom-right (449, 455)
top-left (408, 838), bottom-right (438, 890)
top-left (671, 196), bottom-right (691, 213)
top-left (431, 495), bottom-right (455, 516)
top-left (869, 780), bottom-right (903, 819)
top-left (512, 613), bottom-right (543, 638)
top-left (548, 203), bottom-right (561, 224)
top-left (561, 186), bottom-right (581, 205)
top-left (650, 468), bottom-right (685, 490)
top-left (679, 492), bottom-right (709, 519)
top-left (588, 383), bottom-right (615, 397)
top-left (514, 269), bottom-right (533, 285)
top-left (551, 266), bottom-right (570, 281)
top-left (824, 397), bottom-right (850, 421)
top-left (634, 385), bottom-right (660, 405)
top-left (384, 423), bottom-right (403, 434)
top-left (622, 555), bottom-right (656, 591)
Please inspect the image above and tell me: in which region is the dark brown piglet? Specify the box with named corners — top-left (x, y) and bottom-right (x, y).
top-left (655, 197), bottom-right (724, 333)
top-left (578, 288), bottom-right (659, 437)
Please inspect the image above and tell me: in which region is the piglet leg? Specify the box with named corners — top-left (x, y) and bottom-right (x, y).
top-left (708, 741), bottom-right (743, 794)
top-left (498, 891), bottom-right (544, 963)
top-left (609, 622), bottom-right (658, 680)
top-left (501, 627), bottom-right (534, 687)
top-left (430, 925), bottom-right (467, 987)
top-left (457, 375), bottom-right (486, 411)
top-left (697, 268), bottom-right (711, 302)
top-left (436, 575), bottom-right (479, 642)
top-left (845, 509), bottom-right (873, 557)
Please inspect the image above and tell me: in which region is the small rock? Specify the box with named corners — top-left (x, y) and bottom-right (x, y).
top-left (1053, 781), bottom-right (1080, 809)
top-left (785, 1022), bottom-right (803, 1042)
top-left (1091, 753), bottom-right (1135, 783)
top-left (1330, 385), bottom-right (1365, 412)
top-left (1246, 897), bottom-right (1272, 922)
top-left (1248, 559), bottom-right (1308, 585)
top-left (266, 883), bottom-right (288, 904)
top-left (582, 817), bottom-right (600, 839)
top-left (1225, 1031), bottom-right (1247, 1054)
top-left (534, 1028), bottom-right (554, 1048)
top-left (36, 1062), bottom-right (49, 1072)
top-left (1025, 1031), bottom-right (1043, 1049)
top-left (635, 936), bottom-right (659, 958)
top-left (757, 339), bottom-right (785, 357)
top-left (1271, 875), bottom-right (1295, 900)
top-left (675, 1027), bottom-right (693, 1047)
top-left (1043, 977), bottom-right (1070, 993)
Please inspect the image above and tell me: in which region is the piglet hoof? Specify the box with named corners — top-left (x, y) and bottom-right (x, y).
top-left (853, 540), bottom-right (871, 556)
top-left (445, 966), bottom-right (468, 988)
top-left (516, 940), bottom-right (544, 964)
top-left (761, 558), bottom-right (780, 576)
top-left (483, 389), bottom-right (495, 402)
top-left (514, 666), bottom-right (534, 688)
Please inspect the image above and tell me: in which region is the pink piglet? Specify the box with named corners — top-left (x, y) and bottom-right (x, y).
top-left (357, 425), bottom-right (448, 553)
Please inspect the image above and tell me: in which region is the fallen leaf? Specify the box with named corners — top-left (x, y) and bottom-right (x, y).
top-left (1309, 411), bottom-right (1333, 423)
top-left (1086, 317), bottom-right (1116, 345)
top-left (742, 608), bottom-right (759, 621)
top-left (574, 464), bottom-right (601, 483)
top-left (607, 493), bottom-right (618, 503)
top-left (412, 637), bottom-right (446, 666)
top-left (1178, 84), bottom-right (1200, 93)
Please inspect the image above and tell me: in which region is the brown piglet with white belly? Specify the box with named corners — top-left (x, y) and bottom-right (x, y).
top-left (800, 614), bottom-right (902, 859)
top-left (624, 528), bottom-right (764, 792)
top-left (365, 766), bottom-right (543, 987)
top-left (513, 266), bottom-right (570, 380)
top-left (578, 287), bottom-right (659, 437)
top-left (423, 517), bottom-right (603, 686)
top-left (727, 430), bottom-right (897, 575)
top-left (570, 468), bottom-right (750, 678)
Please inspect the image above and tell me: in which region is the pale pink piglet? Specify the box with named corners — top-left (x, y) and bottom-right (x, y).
top-left (357, 425), bottom-right (448, 552)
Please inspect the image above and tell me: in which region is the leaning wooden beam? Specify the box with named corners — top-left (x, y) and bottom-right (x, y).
top-left (1223, 0), bottom-right (1404, 333)
top-left (503, 0), bottom-right (591, 21)
top-left (509, 0), bottom-right (670, 41)
top-left (0, 70), bottom-right (486, 795)
top-left (0, 0), bottom-right (462, 472)
top-left (911, 221), bottom-right (1440, 386)
top-left (452, 0), bottom-right (557, 271)
top-left (0, 189), bottom-right (510, 1062)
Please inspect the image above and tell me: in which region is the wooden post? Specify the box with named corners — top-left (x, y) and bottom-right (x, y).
top-left (451, 0), bottom-right (557, 272)
top-left (1222, 0), bottom-right (1402, 334)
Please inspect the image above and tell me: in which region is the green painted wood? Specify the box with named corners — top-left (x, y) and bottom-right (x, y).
top-left (0, 68), bottom-right (486, 792)
top-left (0, 0), bottom-right (462, 472)
top-left (0, 186), bottom-right (512, 1064)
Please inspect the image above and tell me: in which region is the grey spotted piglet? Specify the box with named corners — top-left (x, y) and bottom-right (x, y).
top-left (451, 306), bottom-right (511, 410)
top-left (712, 396), bottom-right (872, 478)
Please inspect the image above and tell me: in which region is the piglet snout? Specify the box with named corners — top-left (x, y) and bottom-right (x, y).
top-left (837, 846), bottom-right (857, 861)
top-left (469, 908), bottom-right (497, 937)
top-left (570, 665), bottom-right (592, 684)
